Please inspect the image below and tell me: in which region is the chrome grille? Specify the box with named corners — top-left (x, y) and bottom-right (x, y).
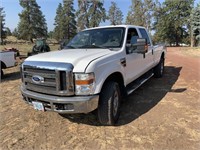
top-left (22, 63), bottom-right (74, 96)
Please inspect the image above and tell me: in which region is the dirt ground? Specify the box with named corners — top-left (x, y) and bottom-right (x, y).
top-left (0, 47), bottom-right (200, 150)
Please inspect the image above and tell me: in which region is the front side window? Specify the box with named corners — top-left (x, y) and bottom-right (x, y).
top-left (126, 28), bottom-right (139, 44)
top-left (65, 27), bottom-right (125, 50)
top-left (126, 28), bottom-right (139, 53)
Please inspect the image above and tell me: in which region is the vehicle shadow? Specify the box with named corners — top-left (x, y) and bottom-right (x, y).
top-left (60, 66), bottom-right (183, 126)
top-left (1, 70), bottom-right (21, 82)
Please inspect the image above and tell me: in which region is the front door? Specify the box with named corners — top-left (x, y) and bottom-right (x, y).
top-left (125, 28), bottom-right (147, 85)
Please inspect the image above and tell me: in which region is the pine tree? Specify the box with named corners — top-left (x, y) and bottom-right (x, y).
top-left (153, 0), bottom-right (194, 46)
top-left (0, 7), bottom-right (6, 45)
top-left (88, 0), bottom-right (106, 28)
top-left (76, 0), bottom-right (90, 31)
top-left (18, 0), bottom-right (48, 42)
top-left (126, 0), bottom-right (156, 32)
top-left (126, 0), bottom-right (145, 26)
top-left (54, 3), bottom-right (64, 41)
top-left (76, 0), bottom-right (106, 29)
top-left (12, 28), bottom-right (19, 38)
top-left (62, 0), bottom-right (77, 40)
top-left (108, 1), bottom-right (123, 25)
top-left (143, 0), bottom-right (155, 31)
top-left (190, 3), bottom-right (200, 47)
top-left (152, 1), bottom-right (169, 44)
top-left (5, 27), bottom-right (12, 36)
top-left (54, 1), bottom-right (77, 41)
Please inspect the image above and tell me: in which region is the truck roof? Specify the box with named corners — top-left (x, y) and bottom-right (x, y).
top-left (84, 25), bottom-right (146, 31)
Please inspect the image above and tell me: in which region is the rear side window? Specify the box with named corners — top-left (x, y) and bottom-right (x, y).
top-left (139, 28), bottom-right (150, 44)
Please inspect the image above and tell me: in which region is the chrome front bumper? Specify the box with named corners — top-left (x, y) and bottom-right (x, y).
top-left (21, 86), bottom-right (99, 114)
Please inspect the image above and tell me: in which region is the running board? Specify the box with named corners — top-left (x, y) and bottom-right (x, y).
top-left (126, 72), bottom-right (154, 95)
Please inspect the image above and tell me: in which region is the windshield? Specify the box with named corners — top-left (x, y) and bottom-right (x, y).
top-left (65, 27), bottom-right (125, 50)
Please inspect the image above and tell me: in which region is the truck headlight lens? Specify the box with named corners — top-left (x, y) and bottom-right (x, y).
top-left (75, 73), bottom-right (95, 95)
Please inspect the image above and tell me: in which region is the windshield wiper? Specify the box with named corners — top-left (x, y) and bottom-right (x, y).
top-left (64, 45), bottom-right (75, 49)
top-left (78, 45), bottom-right (112, 50)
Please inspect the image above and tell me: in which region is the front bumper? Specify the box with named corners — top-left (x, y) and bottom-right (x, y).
top-left (21, 86), bottom-right (99, 114)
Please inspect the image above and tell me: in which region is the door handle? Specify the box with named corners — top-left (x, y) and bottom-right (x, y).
top-left (120, 58), bottom-right (126, 67)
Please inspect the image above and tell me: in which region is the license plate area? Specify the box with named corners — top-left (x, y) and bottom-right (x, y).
top-left (32, 101), bottom-right (44, 111)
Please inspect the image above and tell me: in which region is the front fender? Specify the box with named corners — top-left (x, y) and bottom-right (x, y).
top-left (85, 52), bottom-right (126, 94)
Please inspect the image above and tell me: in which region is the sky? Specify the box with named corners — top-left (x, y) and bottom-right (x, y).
top-left (1, 0), bottom-right (198, 32)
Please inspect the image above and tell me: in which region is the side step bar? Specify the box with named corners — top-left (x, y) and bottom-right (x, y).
top-left (126, 71), bottom-right (154, 95)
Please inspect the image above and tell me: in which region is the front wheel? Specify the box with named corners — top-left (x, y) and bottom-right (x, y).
top-left (154, 57), bottom-right (164, 78)
top-left (98, 81), bottom-right (121, 125)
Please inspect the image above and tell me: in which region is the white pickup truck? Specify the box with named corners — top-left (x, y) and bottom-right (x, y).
top-left (21, 25), bottom-right (166, 125)
top-left (0, 51), bottom-right (17, 78)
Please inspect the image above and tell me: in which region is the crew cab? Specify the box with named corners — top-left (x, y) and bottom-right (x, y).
top-left (20, 25), bottom-right (166, 125)
top-left (0, 50), bottom-right (17, 78)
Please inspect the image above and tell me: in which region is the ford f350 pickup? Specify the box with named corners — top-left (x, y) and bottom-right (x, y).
top-left (21, 25), bottom-right (166, 125)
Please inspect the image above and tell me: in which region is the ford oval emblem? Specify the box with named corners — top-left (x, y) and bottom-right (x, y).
top-left (32, 75), bottom-right (44, 84)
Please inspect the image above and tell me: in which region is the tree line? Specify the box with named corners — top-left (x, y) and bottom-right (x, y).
top-left (0, 0), bottom-right (199, 47)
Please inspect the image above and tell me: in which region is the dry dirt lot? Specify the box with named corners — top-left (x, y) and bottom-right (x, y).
top-left (0, 47), bottom-right (200, 150)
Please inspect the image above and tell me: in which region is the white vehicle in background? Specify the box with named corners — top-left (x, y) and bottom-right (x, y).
top-left (21, 25), bottom-right (166, 125)
top-left (0, 51), bottom-right (17, 78)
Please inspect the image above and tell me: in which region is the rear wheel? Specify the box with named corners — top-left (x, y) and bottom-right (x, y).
top-left (98, 81), bottom-right (121, 125)
top-left (154, 57), bottom-right (164, 78)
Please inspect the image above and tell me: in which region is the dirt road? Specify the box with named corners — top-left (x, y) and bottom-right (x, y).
top-left (0, 47), bottom-right (200, 149)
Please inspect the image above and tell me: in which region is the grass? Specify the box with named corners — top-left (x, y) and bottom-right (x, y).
top-left (180, 47), bottom-right (200, 57)
top-left (0, 43), bottom-right (60, 56)
top-left (0, 36), bottom-right (60, 56)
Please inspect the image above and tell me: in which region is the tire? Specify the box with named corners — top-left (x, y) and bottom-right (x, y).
top-left (32, 45), bottom-right (37, 53)
top-left (27, 52), bottom-right (32, 57)
top-left (98, 81), bottom-right (121, 125)
top-left (46, 45), bottom-right (50, 52)
top-left (154, 57), bottom-right (164, 78)
top-left (1, 69), bottom-right (4, 79)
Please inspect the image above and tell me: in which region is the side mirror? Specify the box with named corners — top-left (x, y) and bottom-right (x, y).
top-left (134, 38), bottom-right (148, 54)
top-left (126, 38), bottom-right (148, 54)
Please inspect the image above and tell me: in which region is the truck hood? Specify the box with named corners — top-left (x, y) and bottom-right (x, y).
top-left (25, 49), bottom-right (112, 72)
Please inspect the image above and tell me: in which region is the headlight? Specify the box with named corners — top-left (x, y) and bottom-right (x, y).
top-left (75, 73), bottom-right (95, 95)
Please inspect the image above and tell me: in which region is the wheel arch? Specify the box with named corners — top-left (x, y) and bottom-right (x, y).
top-left (1, 61), bottom-right (7, 69)
top-left (161, 52), bottom-right (165, 59)
top-left (100, 72), bottom-right (126, 97)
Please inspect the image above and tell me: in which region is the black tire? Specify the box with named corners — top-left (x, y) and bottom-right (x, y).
top-left (1, 69), bottom-right (4, 79)
top-left (98, 81), bottom-right (121, 125)
top-left (27, 52), bottom-right (32, 57)
top-left (32, 45), bottom-right (37, 53)
top-left (154, 57), bottom-right (164, 78)
top-left (46, 45), bottom-right (50, 52)
top-left (16, 51), bottom-right (20, 57)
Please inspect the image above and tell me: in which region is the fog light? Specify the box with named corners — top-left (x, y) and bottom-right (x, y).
top-left (55, 103), bottom-right (74, 110)
top-left (64, 104), bottom-right (74, 110)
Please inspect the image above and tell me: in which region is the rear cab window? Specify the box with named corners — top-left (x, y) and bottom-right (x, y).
top-left (139, 28), bottom-right (151, 45)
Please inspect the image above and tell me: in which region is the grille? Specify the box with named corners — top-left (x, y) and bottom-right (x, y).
top-left (23, 65), bottom-right (74, 96)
